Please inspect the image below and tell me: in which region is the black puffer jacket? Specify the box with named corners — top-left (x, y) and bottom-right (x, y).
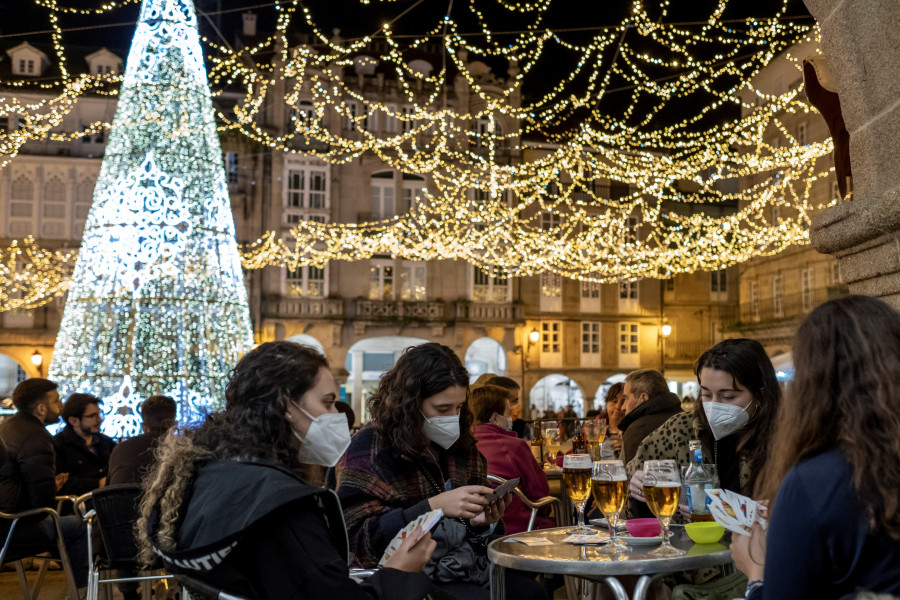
top-left (617, 392), bottom-right (682, 466)
top-left (0, 412), bottom-right (57, 514)
top-left (147, 459), bottom-right (433, 600)
top-left (53, 425), bottom-right (116, 496)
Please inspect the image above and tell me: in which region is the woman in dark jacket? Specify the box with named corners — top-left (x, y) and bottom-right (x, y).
top-left (137, 341), bottom-right (436, 600)
top-left (335, 343), bottom-right (548, 600)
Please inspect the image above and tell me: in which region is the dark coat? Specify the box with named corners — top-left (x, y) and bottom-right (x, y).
top-left (0, 412), bottom-right (57, 513)
top-left (617, 391), bottom-right (682, 466)
top-left (53, 425), bottom-right (116, 496)
top-left (147, 459), bottom-right (432, 600)
top-left (108, 433), bottom-right (159, 485)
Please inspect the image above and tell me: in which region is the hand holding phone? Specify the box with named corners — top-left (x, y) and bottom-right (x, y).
top-left (486, 477), bottom-right (520, 503)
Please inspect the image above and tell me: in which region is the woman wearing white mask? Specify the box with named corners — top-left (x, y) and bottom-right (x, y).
top-left (336, 343), bottom-right (549, 600)
top-left (625, 338), bottom-right (781, 523)
top-left (138, 341), bottom-right (437, 600)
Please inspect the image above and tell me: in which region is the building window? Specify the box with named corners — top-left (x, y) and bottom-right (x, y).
top-left (472, 118), bottom-right (491, 149)
top-left (346, 101), bottom-right (359, 132)
top-left (286, 264), bottom-right (327, 297)
top-left (472, 266), bottom-right (510, 303)
top-left (401, 106), bottom-right (415, 133)
top-left (829, 261), bottom-right (842, 285)
top-left (371, 171), bottom-right (395, 219)
top-left (224, 152), bottom-right (239, 184)
top-left (43, 176), bottom-right (67, 219)
top-left (369, 260), bottom-right (394, 300)
top-left (580, 279), bottom-right (601, 312)
top-left (749, 280), bottom-right (760, 322)
top-left (618, 280), bottom-right (638, 312)
top-left (291, 100), bottom-right (317, 128)
top-left (582, 322), bottom-right (600, 354)
top-left (384, 104), bottom-right (398, 133)
top-left (286, 166), bottom-right (328, 210)
top-left (540, 272), bottom-right (562, 312)
top-left (400, 261), bottom-right (426, 301)
top-left (625, 216), bottom-right (638, 244)
top-left (10, 175), bottom-right (34, 218)
top-left (618, 322), bottom-right (640, 368)
top-left (801, 268), bottom-right (814, 312)
top-left (665, 278), bottom-right (675, 292)
top-left (710, 270), bottom-right (727, 302)
top-left (797, 121), bottom-right (808, 146)
top-left (772, 275), bottom-right (784, 318)
top-left (540, 211), bottom-right (562, 236)
top-left (772, 204), bottom-right (781, 224)
top-left (540, 321), bottom-right (562, 368)
top-left (402, 174), bottom-right (426, 213)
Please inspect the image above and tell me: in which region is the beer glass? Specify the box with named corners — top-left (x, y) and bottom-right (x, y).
top-left (582, 420), bottom-right (607, 460)
top-left (642, 459), bottom-right (684, 557)
top-left (562, 454), bottom-right (593, 534)
top-left (591, 460), bottom-right (628, 553)
top-left (543, 427), bottom-right (561, 469)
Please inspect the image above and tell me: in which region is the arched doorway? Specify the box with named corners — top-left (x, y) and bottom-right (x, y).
top-left (285, 333), bottom-right (325, 356)
top-left (344, 336), bottom-right (430, 423)
top-left (529, 375), bottom-right (585, 417)
top-left (464, 337), bottom-right (507, 384)
top-left (595, 373), bottom-right (627, 410)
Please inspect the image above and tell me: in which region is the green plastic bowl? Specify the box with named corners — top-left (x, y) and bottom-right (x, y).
top-left (685, 522), bottom-right (725, 544)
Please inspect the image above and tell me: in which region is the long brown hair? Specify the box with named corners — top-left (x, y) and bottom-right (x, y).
top-left (367, 342), bottom-right (474, 458)
top-left (758, 296), bottom-right (900, 538)
top-left (693, 338), bottom-right (781, 493)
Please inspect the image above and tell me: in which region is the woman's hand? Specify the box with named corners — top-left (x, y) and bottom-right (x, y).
top-left (629, 469), bottom-right (646, 502)
top-left (469, 493), bottom-right (512, 526)
top-left (383, 525), bottom-right (436, 573)
top-left (730, 522), bottom-right (766, 581)
top-left (610, 433), bottom-right (623, 453)
top-left (428, 485), bottom-right (492, 519)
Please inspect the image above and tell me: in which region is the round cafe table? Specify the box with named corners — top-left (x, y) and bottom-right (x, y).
top-left (487, 526), bottom-right (733, 600)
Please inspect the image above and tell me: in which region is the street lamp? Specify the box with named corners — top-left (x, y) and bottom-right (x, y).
top-left (658, 324), bottom-right (672, 374)
top-left (31, 350), bottom-right (43, 377)
top-left (516, 328), bottom-right (541, 419)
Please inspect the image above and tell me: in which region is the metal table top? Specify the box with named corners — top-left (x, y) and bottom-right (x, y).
top-left (488, 526), bottom-right (732, 578)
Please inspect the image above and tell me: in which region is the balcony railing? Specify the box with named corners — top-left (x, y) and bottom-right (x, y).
top-left (663, 341), bottom-right (711, 362)
top-left (265, 297), bottom-right (345, 319)
top-left (453, 301), bottom-right (524, 323)
top-left (734, 286), bottom-right (849, 325)
top-left (355, 299), bottom-right (446, 321)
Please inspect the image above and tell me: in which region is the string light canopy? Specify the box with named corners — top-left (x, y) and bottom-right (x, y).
top-left (45, 0), bottom-right (254, 435)
top-left (0, 0), bottom-right (832, 299)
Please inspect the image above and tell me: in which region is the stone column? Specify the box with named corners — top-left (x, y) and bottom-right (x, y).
top-left (804, 0), bottom-right (900, 307)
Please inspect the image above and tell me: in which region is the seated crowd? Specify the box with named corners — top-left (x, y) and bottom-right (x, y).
top-left (0, 295), bottom-right (898, 600)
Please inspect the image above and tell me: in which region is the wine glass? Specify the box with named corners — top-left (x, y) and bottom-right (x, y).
top-left (591, 460), bottom-right (629, 553)
top-left (562, 454), bottom-right (593, 534)
top-left (543, 427), bottom-right (560, 469)
top-left (642, 460), bottom-right (684, 557)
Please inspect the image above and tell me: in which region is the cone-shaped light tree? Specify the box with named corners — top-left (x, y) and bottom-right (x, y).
top-left (49, 0), bottom-right (254, 436)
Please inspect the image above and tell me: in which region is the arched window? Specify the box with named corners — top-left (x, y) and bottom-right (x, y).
top-left (464, 337), bottom-right (507, 383)
top-left (370, 171), bottom-right (395, 219)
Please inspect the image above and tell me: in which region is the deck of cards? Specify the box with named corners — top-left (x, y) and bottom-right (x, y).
top-left (704, 488), bottom-right (767, 536)
top-left (378, 508), bottom-right (443, 566)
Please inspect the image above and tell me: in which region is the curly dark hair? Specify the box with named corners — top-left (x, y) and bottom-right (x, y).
top-left (367, 342), bottom-right (473, 459)
top-left (758, 296), bottom-right (900, 539)
top-left (693, 338), bottom-right (781, 494)
top-left (137, 341), bottom-right (329, 566)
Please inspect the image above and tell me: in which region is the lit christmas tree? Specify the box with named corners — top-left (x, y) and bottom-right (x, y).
top-left (48, 0), bottom-right (254, 437)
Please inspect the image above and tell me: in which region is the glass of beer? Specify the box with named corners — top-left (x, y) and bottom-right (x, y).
top-left (643, 459), bottom-right (684, 557)
top-left (591, 460), bottom-right (628, 553)
top-left (543, 427), bottom-right (561, 469)
top-left (582, 420), bottom-right (607, 460)
top-left (562, 454), bottom-right (593, 534)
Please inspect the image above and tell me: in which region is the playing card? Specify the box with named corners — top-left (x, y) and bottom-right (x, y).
top-left (378, 508), bottom-right (443, 565)
top-left (507, 537), bottom-right (555, 546)
top-left (561, 534), bottom-right (610, 545)
top-left (705, 489), bottom-right (766, 536)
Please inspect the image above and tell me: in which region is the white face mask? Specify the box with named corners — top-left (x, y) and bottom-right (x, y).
top-left (291, 406), bottom-right (352, 467)
top-left (422, 412), bottom-right (460, 449)
top-left (702, 401), bottom-right (750, 441)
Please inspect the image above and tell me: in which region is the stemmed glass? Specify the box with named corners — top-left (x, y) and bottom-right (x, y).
top-left (643, 460), bottom-right (684, 557)
top-left (562, 454), bottom-right (593, 534)
top-left (591, 460), bottom-right (629, 553)
top-left (543, 427), bottom-right (561, 469)
top-left (582, 420), bottom-right (607, 460)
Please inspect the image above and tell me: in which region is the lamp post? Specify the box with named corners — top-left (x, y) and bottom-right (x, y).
top-left (31, 350), bottom-right (43, 377)
top-left (658, 324), bottom-right (672, 375)
top-left (517, 328), bottom-right (541, 419)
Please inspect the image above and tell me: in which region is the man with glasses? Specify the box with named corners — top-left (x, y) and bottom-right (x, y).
top-left (54, 393), bottom-right (116, 497)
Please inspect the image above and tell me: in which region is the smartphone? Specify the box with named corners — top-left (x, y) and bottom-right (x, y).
top-left (486, 477), bottom-right (520, 503)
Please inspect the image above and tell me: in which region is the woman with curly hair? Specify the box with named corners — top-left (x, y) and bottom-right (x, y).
top-left (137, 341), bottom-right (436, 600)
top-left (334, 342), bottom-right (548, 600)
top-left (733, 296), bottom-right (900, 598)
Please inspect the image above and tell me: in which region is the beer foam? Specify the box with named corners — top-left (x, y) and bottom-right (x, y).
top-left (563, 454), bottom-right (592, 468)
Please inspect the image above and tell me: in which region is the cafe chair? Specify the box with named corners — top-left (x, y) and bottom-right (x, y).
top-left (0, 506), bottom-right (79, 600)
top-left (175, 573), bottom-right (249, 600)
top-left (487, 474), bottom-right (561, 531)
top-left (75, 484), bottom-right (173, 600)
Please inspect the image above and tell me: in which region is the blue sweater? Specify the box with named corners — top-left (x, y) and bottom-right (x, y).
top-left (749, 449), bottom-right (900, 600)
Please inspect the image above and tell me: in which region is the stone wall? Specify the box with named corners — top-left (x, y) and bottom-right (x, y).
top-left (804, 0), bottom-right (900, 307)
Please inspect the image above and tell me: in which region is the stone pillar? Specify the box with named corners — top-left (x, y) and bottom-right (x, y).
top-left (804, 0), bottom-right (900, 307)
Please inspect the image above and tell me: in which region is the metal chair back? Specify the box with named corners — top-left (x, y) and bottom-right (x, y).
top-left (0, 506), bottom-right (79, 600)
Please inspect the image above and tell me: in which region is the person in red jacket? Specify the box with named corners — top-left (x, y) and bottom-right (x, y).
top-left (470, 385), bottom-right (554, 534)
